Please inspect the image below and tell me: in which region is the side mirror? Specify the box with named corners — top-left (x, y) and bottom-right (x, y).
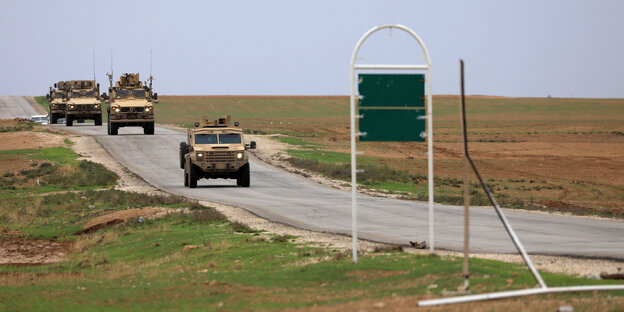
top-left (153, 93), bottom-right (158, 100)
top-left (234, 121), bottom-right (239, 127)
top-left (46, 94), bottom-right (50, 101)
top-left (250, 141), bottom-right (256, 149)
top-left (97, 83), bottom-right (100, 89)
top-left (54, 83), bottom-right (57, 88)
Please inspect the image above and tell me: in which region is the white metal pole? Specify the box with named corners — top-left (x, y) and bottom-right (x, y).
top-left (419, 285), bottom-right (624, 307)
top-left (350, 61), bottom-right (358, 264)
top-left (427, 61), bottom-right (434, 254)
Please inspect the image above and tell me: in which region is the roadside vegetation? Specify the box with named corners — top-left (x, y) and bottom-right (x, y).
top-left (2, 119), bottom-right (622, 310)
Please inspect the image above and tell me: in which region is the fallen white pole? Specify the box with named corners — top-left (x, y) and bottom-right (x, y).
top-left (419, 285), bottom-right (624, 306)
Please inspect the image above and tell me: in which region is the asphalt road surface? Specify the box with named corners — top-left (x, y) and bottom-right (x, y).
top-left (0, 96), bottom-right (42, 119)
top-left (3, 96), bottom-right (623, 259)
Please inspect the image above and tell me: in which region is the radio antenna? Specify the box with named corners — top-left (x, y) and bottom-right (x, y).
top-left (92, 51), bottom-right (96, 81)
top-left (149, 50), bottom-right (153, 90)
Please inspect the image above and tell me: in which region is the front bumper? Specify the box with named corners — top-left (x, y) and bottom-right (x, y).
top-left (196, 152), bottom-right (247, 172)
top-left (66, 110), bottom-right (101, 117)
top-left (109, 115), bottom-right (155, 124)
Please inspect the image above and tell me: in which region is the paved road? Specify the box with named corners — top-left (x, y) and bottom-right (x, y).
top-left (0, 96), bottom-right (42, 119)
top-left (4, 96), bottom-right (624, 259)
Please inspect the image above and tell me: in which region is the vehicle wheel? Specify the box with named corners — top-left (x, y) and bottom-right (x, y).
top-left (188, 164), bottom-right (198, 188)
top-left (179, 142), bottom-right (188, 169)
top-left (110, 123), bottom-right (118, 135)
top-left (239, 163), bottom-right (250, 187)
top-left (107, 113), bottom-right (112, 134)
top-left (65, 115), bottom-right (73, 127)
top-left (184, 170), bottom-right (189, 187)
top-left (143, 122), bottom-right (154, 135)
top-left (50, 114), bottom-right (57, 124)
top-left (94, 114), bottom-right (102, 126)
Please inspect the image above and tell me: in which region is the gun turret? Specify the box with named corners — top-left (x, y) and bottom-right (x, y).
top-left (117, 73), bottom-right (142, 88)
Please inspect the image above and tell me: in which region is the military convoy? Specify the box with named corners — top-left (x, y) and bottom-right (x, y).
top-left (179, 115), bottom-right (256, 188)
top-left (46, 81), bottom-right (70, 124)
top-left (65, 80), bottom-right (102, 126)
top-left (103, 73), bottom-right (157, 135)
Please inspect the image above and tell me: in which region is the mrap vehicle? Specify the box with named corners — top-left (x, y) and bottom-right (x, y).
top-left (46, 81), bottom-right (70, 124)
top-left (65, 80), bottom-right (102, 126)
top-left (179, 115), bottom-right (256, 188)
top-left (103, 73), bottom-right (157, 135)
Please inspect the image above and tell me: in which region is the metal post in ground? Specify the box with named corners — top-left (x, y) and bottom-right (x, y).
top-left (460, 59), bottom-right (470, 290)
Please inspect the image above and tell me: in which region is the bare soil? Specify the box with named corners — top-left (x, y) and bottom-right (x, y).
top-left (79, 207), bottom-right (185, 235)
top-left (0, 130), bottom-right (66, 151)
top-left (0, 228), bottom-right (70, 265)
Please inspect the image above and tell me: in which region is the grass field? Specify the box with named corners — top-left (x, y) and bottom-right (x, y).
top-left (2, 120), bottom-right (623, 311)
top-left (149, 95), bottom-right (624, 217)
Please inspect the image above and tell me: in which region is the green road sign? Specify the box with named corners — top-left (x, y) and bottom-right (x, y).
top-left (359, 109), bottom-right (425, 141)
top-left (359, 74), bottom-right (425, 108)
top-left (358, 74), bottom-right (426, 142)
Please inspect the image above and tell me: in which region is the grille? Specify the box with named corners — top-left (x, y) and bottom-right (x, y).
top-left (204, 151), bottom-right (236, 162)
top-left (121, 107), bottom-right (144, 113)
top-left (75, 104), bottom-right (96, 110)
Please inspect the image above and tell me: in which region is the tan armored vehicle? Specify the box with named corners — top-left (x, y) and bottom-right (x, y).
top-left (179, 115), bottom-right (256, 188)
top-left (65, 80), bottom-right (102, 126)
top-left (103, 73), bottom-right (157, 135)
top-left (46, 81), bottom-right (70, 124)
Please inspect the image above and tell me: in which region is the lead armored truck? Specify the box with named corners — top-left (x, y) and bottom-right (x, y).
top-left (65, 80), bottom-right (102, 126)
top-left (104, 73), bottom-right (157, 135)
top-left (180, 115), bottom-right (256, 188)
top-left (46, 81), bottom-right (70, 124)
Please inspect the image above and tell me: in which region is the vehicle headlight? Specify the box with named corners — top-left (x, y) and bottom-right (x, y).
top-left (237, 152), bottom-right (243, 159)
top-left (145, 106), bottom-right (152, 112)
top-left (196, 153), bottom-right (203, 158)
top-left (115, 108), bottom-right (120, 113)
top-left (69, 104), bottom-right (74, 109)
top-left (51, 104), bottom-right (56, 108)
top-left (95, 103), bottom-right (100, 108)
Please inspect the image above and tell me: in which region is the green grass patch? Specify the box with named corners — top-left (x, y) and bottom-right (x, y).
top-left (1, 207), bottom-right (622, 310)
top-left (276, 136), bottom-right (318, 148)
top-left (34, 96), bottom-right (49, 111)
top-left (0, 147), bottom-right (79, 165)
top-left (0, 147), bottom-right (117, 194)
top-left (0, 120), bottom-right (35, 133)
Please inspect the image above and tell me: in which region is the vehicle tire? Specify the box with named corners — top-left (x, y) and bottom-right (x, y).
top-left (110, 123), bottom-right (118, 135)
top-left (50, 114), bottom-right (57, 124)
top-left (184, 170), bottom-right (189, 187)
top-left (188, 164), bottom-right (198, 188)
top-left (65, 115), bottom-right (73, 127)
top-left (94, 114), bottom-right (102, 126)
top-left (179, 142), bottom-right (188, 169)
top-left (239, 163), bottom-right (250, 187)
top-left (143, 122), bottom-right (154, 135)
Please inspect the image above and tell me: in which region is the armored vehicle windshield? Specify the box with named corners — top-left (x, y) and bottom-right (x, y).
top-left (195, 134), bottom-right (217, 144)
top-left (219, 133), bottom-right (242, 144)
top-left (71, 91), bottom-right (96, 98)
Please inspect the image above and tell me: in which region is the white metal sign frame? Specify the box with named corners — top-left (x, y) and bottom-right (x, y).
top-left (349, 24), bottom-right (434, 263)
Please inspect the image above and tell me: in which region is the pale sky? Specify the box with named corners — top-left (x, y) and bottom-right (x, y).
top-left (1, 0), bottom-right (623, 97)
